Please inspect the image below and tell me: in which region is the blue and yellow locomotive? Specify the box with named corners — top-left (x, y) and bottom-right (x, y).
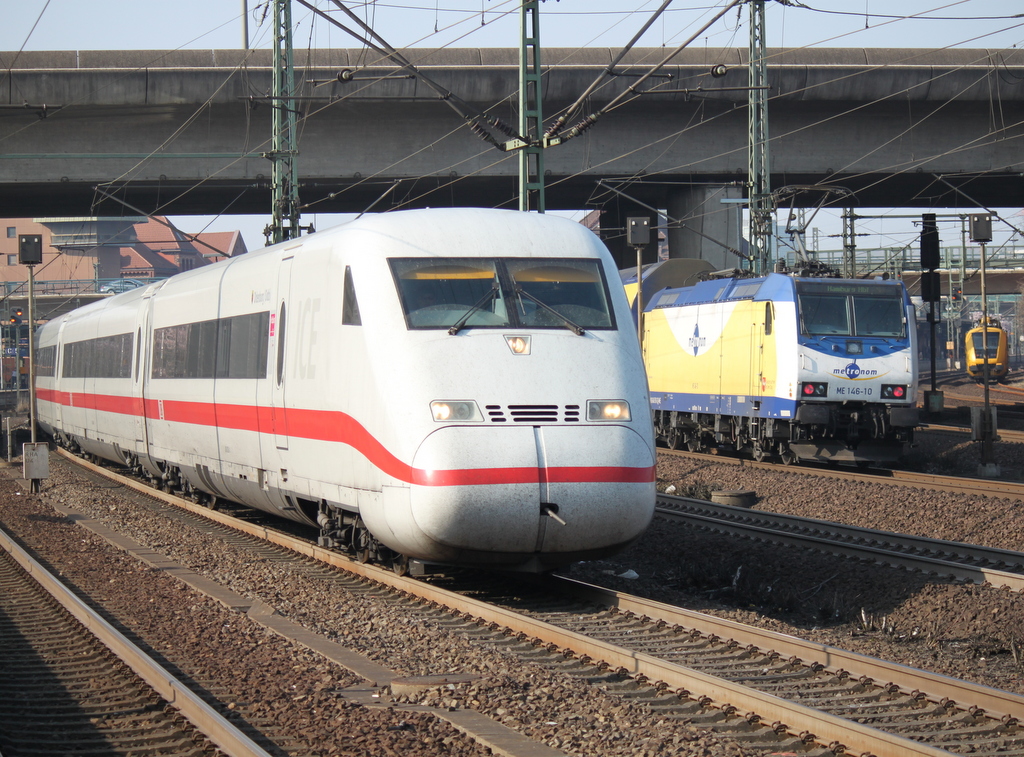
top-left (626, 262), bottom-right (919, 464)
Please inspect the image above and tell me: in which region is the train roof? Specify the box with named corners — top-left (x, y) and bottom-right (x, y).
top-left (39, 209), bottom-right (615, 333)
top-left (644, 271), bottom-right (908, 311)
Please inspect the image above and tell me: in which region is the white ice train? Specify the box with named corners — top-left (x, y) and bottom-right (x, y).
top-left (35, 209), bottom-right (656, 573)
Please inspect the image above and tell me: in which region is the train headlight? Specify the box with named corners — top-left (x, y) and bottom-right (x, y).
top-left (881, 384), bottom-right (907, 400)
top-left (800, 382), bottom-right (828, 398)
top-left (430, 401), bottom-right (483, 422)
top-left (587, 400), bottom-right (631, 422)
top-left (505, 335), bottom-right (531, 355)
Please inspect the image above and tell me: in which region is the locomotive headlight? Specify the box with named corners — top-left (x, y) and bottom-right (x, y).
top-left (587, 400), bottom-right (631, 422)
top-left (505, 335), bottom-right (531, 355)
top-left (881, 384), bottom-right (907, 400)
top-left (430, 400), bottom-right (482, 422)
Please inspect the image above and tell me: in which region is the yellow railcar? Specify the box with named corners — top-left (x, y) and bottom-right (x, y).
top-left (965, 316), bottom-right (1008, 382)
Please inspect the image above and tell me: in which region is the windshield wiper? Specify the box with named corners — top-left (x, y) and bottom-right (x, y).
top-left (515, 286), bottom-right (585, 336)
top-left (448, 284), bottom-right (499, 335)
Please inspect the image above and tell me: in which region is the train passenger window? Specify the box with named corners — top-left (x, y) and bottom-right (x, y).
top-left (342, 266), bottom-right (361, 326)
top-left (152, 312), bottom-right (269, 379)
top-left (217, 312), bottom-right (270, 378)
top-left (61, 333), bottom-right (133, 378)
top-left (35, 345), bottom-right (57, 378)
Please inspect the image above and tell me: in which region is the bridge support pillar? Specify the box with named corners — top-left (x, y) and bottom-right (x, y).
top-left (666, 185), bottom-right (743, 270)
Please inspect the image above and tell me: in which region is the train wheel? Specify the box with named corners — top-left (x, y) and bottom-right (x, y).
top-left (666, 427), bottom-right (683, 450)
top-left (686, 437), bottom-right (703, 453)
top-left (779, 444), bottom-right (797, 466)
top-left (353, 526), bottom-right (371, 563)
top-left (392, 555), bottom-right (409, 576)
top-left (752, 443), bottom-right (765, 462)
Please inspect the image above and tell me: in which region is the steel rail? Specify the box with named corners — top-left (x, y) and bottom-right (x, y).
top-left (557, 576), bottom-right (1024, 728)
top-left (922, 422), bottom-right (1024, 443)
top-left (657, 495), bottom-right (1024, 591)
top-left (660, 448), bottom-right (1024, 499)
top-left (57, 448), bottom-right (1019, 757)
top-left (0, 520), bottom-right (274, 757)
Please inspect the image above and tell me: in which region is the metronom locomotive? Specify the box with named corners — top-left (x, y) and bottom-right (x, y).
top-left (624, 260), bottom-right (919, 465)
top-left (35, 209), bottom-right (656, 573)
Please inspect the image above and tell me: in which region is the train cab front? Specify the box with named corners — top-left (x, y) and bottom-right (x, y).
top-left (360, 417), bottom-right (657, 572)
top-left (356, 251), bottom-right (656, 571)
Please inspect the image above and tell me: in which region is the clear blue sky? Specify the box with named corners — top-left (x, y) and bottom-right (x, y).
top-left (3, 1), bottom-right (1023, 252)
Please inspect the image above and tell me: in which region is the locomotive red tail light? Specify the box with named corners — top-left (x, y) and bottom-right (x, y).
top-left (800, 382), bottom-right (827, 397)
top-left (881, 384), bottom-right (907, 400)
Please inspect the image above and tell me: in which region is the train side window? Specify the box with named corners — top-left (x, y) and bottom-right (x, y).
top-left (764, 302), bottom-right (773, 335)
top-left (34, 345), bottom-right (57, 377)
top-left (135, 328), bottom-right (141, 379)
top-left (276, 303), bottom-right (286, 385)
top-left (61, 333), bottom-right (133, 378)
top-left (342, 266), bottom-right (361, 326)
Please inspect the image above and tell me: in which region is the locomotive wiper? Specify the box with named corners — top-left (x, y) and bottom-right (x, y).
top-left (448, 284), bottom-right (499, 335)
top-left (514, 287), bottom-right (585, 336)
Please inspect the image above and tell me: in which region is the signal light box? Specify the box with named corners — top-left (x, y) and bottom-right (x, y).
top-left (18, 234), bottom-right (42, 265)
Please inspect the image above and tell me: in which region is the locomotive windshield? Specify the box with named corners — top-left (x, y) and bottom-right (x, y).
top-left (971, 331), bottom-right (1001, 357)
top-left (390, 257), bottom-right (615, 332)
top-left (796, 281), bottom-right (905, 338)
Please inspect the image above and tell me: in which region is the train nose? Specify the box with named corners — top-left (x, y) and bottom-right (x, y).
top-left (403, 425), bottom-right (656, 561)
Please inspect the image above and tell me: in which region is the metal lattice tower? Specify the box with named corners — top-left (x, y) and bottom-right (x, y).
top-left (747, 0), bottom-right (771, 272)
top-left (519, 1), bottom-right (545, 213)
top-left (267, 0), bottom-right (301, 244)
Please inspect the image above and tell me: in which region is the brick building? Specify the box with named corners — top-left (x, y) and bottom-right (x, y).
top-left (0, 216), bottom-right (247, 294)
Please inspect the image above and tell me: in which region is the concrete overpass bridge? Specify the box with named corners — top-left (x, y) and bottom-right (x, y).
top-left (2, 47), bottom-right (1022, 266)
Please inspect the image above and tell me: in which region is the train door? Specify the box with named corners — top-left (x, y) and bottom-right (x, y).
top-left (131, 296), bottom-right (152, 454)
top-left (750, 301), bottom-right (771, 401)
top-left (270, 255), bottom-right (292, 450)
top-left (48, 320), bottom-right (70, 433)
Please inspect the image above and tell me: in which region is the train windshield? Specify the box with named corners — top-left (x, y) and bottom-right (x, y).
top-left (971, 331), bottom-right (1001, 357)
top-left (391, 257), bottom-right (615, 332)
top-left (796, 282), bottom-right (905, 338)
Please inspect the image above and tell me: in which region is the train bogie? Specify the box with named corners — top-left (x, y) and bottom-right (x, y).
top-left (36, 208), bottom-right (656, 572)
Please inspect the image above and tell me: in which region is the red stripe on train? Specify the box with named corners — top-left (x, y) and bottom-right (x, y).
top-left (36, 388), bottom-right (655, 486)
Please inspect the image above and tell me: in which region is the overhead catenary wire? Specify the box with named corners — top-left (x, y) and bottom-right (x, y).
top-left (4, 0), bottom-right (1019, 256)
top-left (293, 0), bottom-right (523, 150)
top-left (545, 0), bottom-right (745, 143)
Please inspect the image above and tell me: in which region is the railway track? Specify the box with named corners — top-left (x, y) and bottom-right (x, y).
top-left (921, 422), bottom-right (1024, 444)
top-left (661, 447), bottom-right (1024, 499)
top-left (657, 493), bottom-right (1024, 591)
top-left (0, 523), bottom-right (272, 757)
top-left (47, 448), bottom-right (1024, 757)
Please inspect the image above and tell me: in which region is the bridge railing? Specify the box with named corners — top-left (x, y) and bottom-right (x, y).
top-left (0, 278), bottom-right (166, 298)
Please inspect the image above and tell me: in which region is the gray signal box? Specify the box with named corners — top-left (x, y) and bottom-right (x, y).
top-left (18, 234), bottom-right (43, 265)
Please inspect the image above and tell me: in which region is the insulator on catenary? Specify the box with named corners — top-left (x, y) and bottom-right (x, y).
top-left (486, 116), bottom-right (518, 138)
top-left (563, 114), bottom-right (599, 140)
